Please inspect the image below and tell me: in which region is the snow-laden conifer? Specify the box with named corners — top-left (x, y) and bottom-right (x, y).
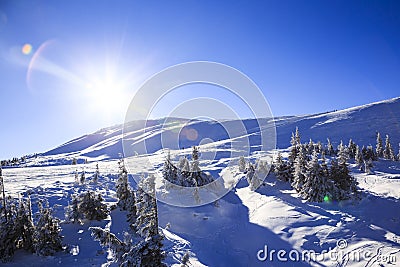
top-left (33, 200), bottom-right (63, 256)
top-left (376, 132), bottom-right (383, 158)
top-left (383, 134), bottom-right (395, 160)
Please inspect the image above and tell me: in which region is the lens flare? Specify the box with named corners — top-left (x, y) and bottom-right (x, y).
top-left (22, 43), bottom-right (32, 55)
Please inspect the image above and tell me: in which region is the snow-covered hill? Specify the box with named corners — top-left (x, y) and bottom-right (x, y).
top-left (1, 97), bottom-right (400, 266)
top-left (38, 97), bottom-right (400, 165)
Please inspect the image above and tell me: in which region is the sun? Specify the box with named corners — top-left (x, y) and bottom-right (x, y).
top-left (84, 76), bottom-right (129, 118)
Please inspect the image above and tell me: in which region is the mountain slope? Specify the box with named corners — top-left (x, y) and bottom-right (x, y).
top-left (40, 97), bottom-right (400, 164)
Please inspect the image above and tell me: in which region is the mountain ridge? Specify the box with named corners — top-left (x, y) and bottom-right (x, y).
top-left (40, 97), bottom-right (400, 162)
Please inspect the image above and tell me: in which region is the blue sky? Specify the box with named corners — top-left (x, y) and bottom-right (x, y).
top-left (0, 0), bottom-right (400, 158)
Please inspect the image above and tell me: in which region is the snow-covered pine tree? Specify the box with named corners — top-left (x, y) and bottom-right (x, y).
top-left (189, 146), bottom-right (214, 187)
top-left (376, 132), bottom-right (383, 158)
top-left (16, 195), bottom-right (35, 251)
top-left (178, 157), bottom-right (191, 187)
top-left (90, 227), bottom-right (126, 264)
top-left (65, 193), bottom-right (83, 223)
top-left (250, 159), bottom-right (265, 190)
top-left (181, 251), bottom-right (190, 266)
top-left (291, 145), bottom-right (307, 192)
top-left (348, 139), bottom-right (357, 159)
top-left (93, 163), bottom-right (99, 184)
top-left (80, 168), bottom-right (86, 184)
top-left (326, 138), bottom-right (335, 156)
top-left (364, 158), bottom-right (373, 174)
top-left (190, 146), bottom-right (203, 186)
top-left (255, 159), bottom-right (269, 175)
top-left (355, 145), bottom-right (364, 169)
top-left (294, 127), bottom-right (301, 145)
top-left (78, 191), bottom-right (109, 221)
top-left (116, 159), bottom-right (131, 210)
top-left (337, 140), bottom-right (346, 158)
top-left (368, 145), bottom-right (378, 161)
top-left (126, 188), bottom-right (137, 233)
top-left (0, 196), bottom-right (18, 262)
top-left (74, 169), bottom-right (79, 184)
top-left (307, 139), bottom-right (314, 155)
top-left (133, 173), bottom-right (166, 267)
top-left (288, 128), bottom-right (301, 165)
top-left (238, 156), bottom-right (246, 172)
top-left (320, 152), bottom-right (330, 180)
top-left (0, 168), bottom-right (6, 221)
top-left (317, 141), bottom-right (323, 153)
top-left (33, 200), bottom-right (63, 256)
top-left (397, 143), bottom-right (400, 161)
top-left (301, 150), bottom-right (329, 202)
top-left (162, 151), bottom-right (178, 186)
top-left (273, 152), bottom-right (291, 182)
top-left (246, 163), bottom-right (256, 187)
top-left (332, 144), bottom-right (358, 200)
top-left (383, 134), bottom-right (395, 160)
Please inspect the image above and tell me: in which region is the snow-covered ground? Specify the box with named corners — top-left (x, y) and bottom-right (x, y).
top-left (1, 97), bottom-right (400, 266)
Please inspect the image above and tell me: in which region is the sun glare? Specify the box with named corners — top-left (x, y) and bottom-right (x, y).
top-left (84, 77), bottom-right (129, 118)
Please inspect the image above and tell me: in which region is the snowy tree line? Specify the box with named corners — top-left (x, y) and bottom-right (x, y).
top-left (267, 128), bottom-right (399, 202)
top-left (162, 146), bottom-right (214, 187)
top-left (0, 168), bottom-right (63, 262)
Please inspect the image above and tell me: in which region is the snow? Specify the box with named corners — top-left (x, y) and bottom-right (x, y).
top-left (1, 97), bottom-right (400, 266)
